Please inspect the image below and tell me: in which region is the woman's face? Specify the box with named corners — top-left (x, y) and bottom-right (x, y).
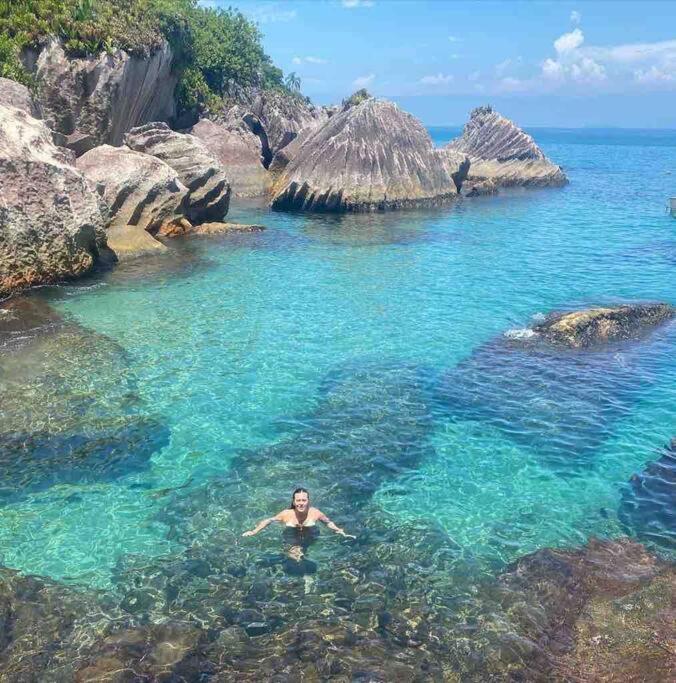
top-left (293, 491), bottom-right (309, 512)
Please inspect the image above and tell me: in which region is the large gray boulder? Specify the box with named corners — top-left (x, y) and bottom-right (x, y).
top-left (24, 38), bottom-right (176, 155)
top-left (270, 98), bottom-right (457, 212)
top-left (125, 122), bottom-right (231, 224)
top-left (0, 77), bottom-right (38, 116)
top-left (447, 106), bottom-right (567, 188)
top-left (0, 105), bottom-right (107, 298)
top-left (76, 145), bottom-right (191, 259)
top-left (190, 118), bottom-right (271, 198)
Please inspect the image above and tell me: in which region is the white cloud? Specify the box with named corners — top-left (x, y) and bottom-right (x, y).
top-left (419, 72), bottom-right (454, 86)
top-left (353, 73), bottom-right (375, 88)
top-left (342, 0), bottom-right (374, 7)
top-left (570, 56), bottom-right (606, 82)
top-left (570, 10), bottom-right (582, 25)
top-left (468, 70), bottom-right (481, 82)
top-left (495, 56), bottom-right (522, 76)
top-left (554, 28), bottom-right (584, 53)
top-left (448, 35), bottom-right (461, 43)
top-left (634, 65), bottom-right (675, 84)
top-left (248, 3), bottom-right (297, 23)
top-left (292, 56), bottom-right (328, 65)
top-left (498, 77), bottom-right (529, 92)
top-left (542, 57), bottom-right (565, 81)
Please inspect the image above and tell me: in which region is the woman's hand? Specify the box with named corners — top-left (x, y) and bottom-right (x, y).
top-left (338, 529), bottom-right (356, 539)
top-left (241, 529), bottom-right (256, 537)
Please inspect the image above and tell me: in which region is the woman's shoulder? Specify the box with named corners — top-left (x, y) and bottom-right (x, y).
top-left (275, 509), bottom-right (293, 520)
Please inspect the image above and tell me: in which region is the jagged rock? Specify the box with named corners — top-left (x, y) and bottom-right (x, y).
top-left (23, 38), bottom-right (176, 155)
top-left (0, 104), bottom-right (107, 298)
top-left (437, 148), bottom-right (470, 192)
top-left (76, 144), bottom-right (190, 259)
top-left (190, 118), bottom-right (271, 197)
top-left (125, 122), bottom-right (231, 224)
top-left (157, 221), bottom-right (265, 237)
top-left (447, 105), bottom-right (568, 187)
top-left (268, 125), bottom-right (317, 175)
top-left (619, 438), bottom-right (676, 549)
top-left (533, 303), bottom-right (674, 348)
top-left (271, 98), bottom-right (457, 212)
top-left (0, 77), bottom-right (38, 116)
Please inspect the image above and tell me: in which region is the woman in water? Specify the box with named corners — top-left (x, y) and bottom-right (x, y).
top-left (241, 487), bottom-right (356, 540)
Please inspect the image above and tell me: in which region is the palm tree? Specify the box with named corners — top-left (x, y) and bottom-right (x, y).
top-left (285, 71), bottom-right (301, 92)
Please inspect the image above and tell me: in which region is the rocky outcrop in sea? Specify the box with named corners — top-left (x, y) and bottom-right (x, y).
top-left (125, 122), bottom-right (231, 224)
top-left (22, 38), bottom-right (176, 155)
top-left (446, 105), bottom-right (568, 190)
top-left (271, 98), bottom-right (458, 212)
top-left (0, 99), bottom-right (107, 299)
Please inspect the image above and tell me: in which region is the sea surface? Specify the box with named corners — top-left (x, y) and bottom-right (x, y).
top-left (0, 127), bottom-right (675, 671)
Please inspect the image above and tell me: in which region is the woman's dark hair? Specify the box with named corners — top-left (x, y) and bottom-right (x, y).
top-left (290, 487), bottom-right (309, 509)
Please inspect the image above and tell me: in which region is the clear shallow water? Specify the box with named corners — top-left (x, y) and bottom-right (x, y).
top-left (1, 128), bottom-right (675, 592)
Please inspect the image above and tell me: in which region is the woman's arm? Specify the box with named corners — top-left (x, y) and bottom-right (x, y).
top-left (242, 512), bottom-right (283, 537)
top-left (316, 509), bottom-right (356, 539)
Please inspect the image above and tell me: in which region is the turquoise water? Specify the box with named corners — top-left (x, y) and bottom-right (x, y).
top-left (1, 127), bottom-right (675, 594)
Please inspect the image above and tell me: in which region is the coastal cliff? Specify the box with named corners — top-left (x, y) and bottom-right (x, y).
top-left (447, 105), bottom-right (568, 189)
top-left (271, 98), bottom-right (459, 212)
top-left (23, 38), bottom-right (176, 155)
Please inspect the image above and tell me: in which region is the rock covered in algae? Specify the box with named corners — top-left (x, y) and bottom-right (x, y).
top-left (125, 122), bottom-right (231, 224)
top-left (620, 437), bottom-right (676, 550)
top-left (534, 303), bottom-right (674, 349)
top-left (447, 105), bottom-right (568, 188)
top-left (271, 98), bottom-right (457, 212)
top-left (0, 104), bottom-right (107, 299)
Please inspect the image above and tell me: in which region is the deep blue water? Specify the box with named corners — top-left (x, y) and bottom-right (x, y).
top-left (1, 127), bottom-right (675, 590)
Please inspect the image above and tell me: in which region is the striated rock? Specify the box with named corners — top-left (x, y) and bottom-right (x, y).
top-left (268, 124), bottom-right (320, 175)
top-left (271, 98), bottom-right (457, 212)
top-left (76, 144), bottom-right (190, 259)
top-left (447, 105), bottom-right (567, 188)
top-left (0, 104), bottom-right (107, 299)
top-left (620, 438), bottom-right (676, 549)
top-left (157, 220), bottom-right (264, 237)
top-left (125, 122), bottom-right (231, 224)
top-left (437, 148), bottom-right (470, 192)
top-left (190, 118), bottom-right (271, 197)
top-left (24, 38), bottom-right (176, 155)
top-left (533, 303), bottom-right (674, 349)
top-left (0, 77), bottom-right (38, 116)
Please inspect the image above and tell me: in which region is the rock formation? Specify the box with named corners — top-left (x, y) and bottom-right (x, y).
top-left (620, 438), bottom-right (676, 549)
top-left (271, 98), bottom-right (457, 212)
top-left (190, 118), bottom-right (271, 198)
top-left (533, 303), bottom-right (674, 348)
top-left (0, 77), bottom-right (38, 117)
top-left (76, 144), bottom-right (190, 258)
top-left (23, 38), bottom-right (176, 155)
top-left (0, 104), bottom-right (107, 299)
top-left (125, 122), bottom-right (231, 224)
top-left (447, 105), bottom-right (568, 188)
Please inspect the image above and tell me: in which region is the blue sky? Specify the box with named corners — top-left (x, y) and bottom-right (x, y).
top-left (202, 1), bottom-right (676, 128)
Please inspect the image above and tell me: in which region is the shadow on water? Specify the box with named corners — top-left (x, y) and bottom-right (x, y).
top-left (436, 321), bottom-right (676, 474)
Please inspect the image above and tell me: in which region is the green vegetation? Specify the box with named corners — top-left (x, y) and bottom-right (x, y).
top-left (342, 88), bottom-right (371, 109)
top-left (0, 0), bottom-right (293, 114)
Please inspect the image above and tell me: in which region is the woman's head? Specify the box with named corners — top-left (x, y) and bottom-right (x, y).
top-left (290, 487), bottom-right (309, 512)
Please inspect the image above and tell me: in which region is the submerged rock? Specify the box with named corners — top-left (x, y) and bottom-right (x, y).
top-left (190, 118), bottom-right (272, 198)
top-left (271, 98), bottom-right (457, 212)
top-left (0, 104), bottom-right (107, 299)
top-left (437, 310), bottom-right (674, 470)
top-left (619, 438), bottom-right (676, 549)
top-left (447, 105), bottom-right (567, 188)
top-left (534, 303), bottom-right (674, 349)
top-left (125, 122), bottom-right (231, 224)
top-left (24, 38), bottom-right (176, 155)
top-left (76, 144), bottom-right (191, 259)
